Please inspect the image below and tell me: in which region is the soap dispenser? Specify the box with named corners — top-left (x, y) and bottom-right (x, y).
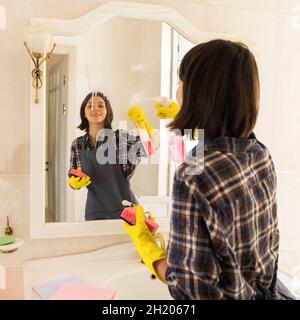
top-left (5, 216), bottom-right (14, 236)
top-left (0, 216), bottom-right (23, 253)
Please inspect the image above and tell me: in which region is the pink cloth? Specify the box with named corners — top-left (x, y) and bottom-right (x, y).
top-left (169, 135), bottom-right (186, 164)
top-left (137, 128), bottom-right (156, 157)
top-left (49, 283), bottom-right (116, 300)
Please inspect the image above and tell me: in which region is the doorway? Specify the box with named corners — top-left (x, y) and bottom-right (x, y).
top-left (45, 54), bottom-right (69, 222)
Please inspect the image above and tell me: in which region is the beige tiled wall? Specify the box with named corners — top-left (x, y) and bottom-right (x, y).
top-left (205, 1), bottom-right (300, 270)
top-left (1, 0), bottom-right (300, 298)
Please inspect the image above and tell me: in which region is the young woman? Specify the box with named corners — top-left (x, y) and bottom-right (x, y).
top-left (69, 92), bottom-right (151, 221)
top-left (125, 40), bottom-right (293, 299)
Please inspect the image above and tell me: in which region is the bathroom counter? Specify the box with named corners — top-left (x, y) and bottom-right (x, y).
top-left (23, 242), bottom-right (300, 300)
top-left (23, 242), bottom-right (172, 300)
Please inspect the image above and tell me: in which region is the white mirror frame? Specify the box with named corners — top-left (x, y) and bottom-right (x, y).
top-left (29, 1), bottom-right (241, 239)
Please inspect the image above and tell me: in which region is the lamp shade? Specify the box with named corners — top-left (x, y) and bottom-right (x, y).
top-left (25, 32), bottom-right (53, 54)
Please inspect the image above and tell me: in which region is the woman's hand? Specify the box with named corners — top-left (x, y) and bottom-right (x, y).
top-left (128, 106), bottom-right (147, 124)
top-left (68, 176), bottom-right (91, 190)
top-left (155, 101), bottom-right (180, 119)
top-left (128, 105), bottom-right (155, 137)
top-left (124, 204), bottom-right (167, 282)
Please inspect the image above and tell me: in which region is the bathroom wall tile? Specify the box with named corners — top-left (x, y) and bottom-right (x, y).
top-left (173, 0), bottom-right (206, 3)
top-left (276, 171), bottom-right (300, 252)
top-left (0, 137), bottom-right (29, 175)
top-left (205, 6), bottom-right (277, 65)
top-left (34, 0), bottom-right (107, 19)
top-left (205, 4), bottom-right (228, 33)
top-left (171, 2), bottom-right (206, 30)
top-left (0, 176), bottom-right (29, 239)
top-left (278, 0), bottom-right (300, 14)
top-left (206, 0), bottom-right (278, 12)
top-left (206, 5), bottom-right (277, 149)
top-left (279, 248), bottom-right (300, 272)
top-left (32, 234), bottom-right (128, 259)
top-left (0, 2), bottom-right (30, 175)
top-left (69, 235), bottom-right (129, 254)
top-left (33, 0), bottom-right (205, 20)
top-left (0, 267), bottom-right (24, 300)
top-left (0, 179), bottom-right (31, 266)
top-left (205, 6), bottom-right (277, 62)
top-left (271, 13), bottom-right (300, 171)
top-left (32, 238), bottom-right (73, 259)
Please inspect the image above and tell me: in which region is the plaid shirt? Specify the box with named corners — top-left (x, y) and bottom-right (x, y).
top-left (165, 133), bottom-right (280, 300)
top-left (69, 129), bottom-right (146, 180)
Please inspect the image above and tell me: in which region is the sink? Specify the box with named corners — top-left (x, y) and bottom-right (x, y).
top-left (102, 268), bottom-right (171, 300)
top-left (277, 268), bottom-right (300, 299)
top-left (23, 242), bottom-right (172, 300)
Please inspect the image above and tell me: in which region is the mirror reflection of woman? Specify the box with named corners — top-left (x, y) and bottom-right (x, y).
top-left (69, 92), bottom-right (147, 221)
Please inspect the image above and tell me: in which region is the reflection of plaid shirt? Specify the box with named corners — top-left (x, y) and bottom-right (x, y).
top-left (69, 129), bottom-right (146, 180)
top-left (166, 133), bottom-right (280, 300)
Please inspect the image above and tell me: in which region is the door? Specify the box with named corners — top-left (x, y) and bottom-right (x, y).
top-left (46, 54), bottom-right (69, 222)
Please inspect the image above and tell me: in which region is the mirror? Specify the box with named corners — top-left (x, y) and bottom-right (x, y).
top-left (29, 1), bottom-right (236, 238)
top-left (45, 17), bottom-right (193, 223)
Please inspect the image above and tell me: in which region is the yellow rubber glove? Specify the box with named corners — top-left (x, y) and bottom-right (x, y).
top-left (68, 176), bottom-right (91, 190)
top-left (193, 129), bottom-right (198, 139)
top-left (155, 99), bottom-right (198, 138)
top-left (155, 101), bottom-right (180, 119)
top-left (124, 204), bottom-right (167, 281)
top-left (128, 105), bottom-right (155, 137)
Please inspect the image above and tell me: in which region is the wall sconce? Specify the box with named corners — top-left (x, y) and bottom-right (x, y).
top-left (24, 32), bottom-right (56, 103)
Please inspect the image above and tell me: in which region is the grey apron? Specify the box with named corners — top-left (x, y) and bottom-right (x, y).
top-left (81, 149), bottom-right (137, 220)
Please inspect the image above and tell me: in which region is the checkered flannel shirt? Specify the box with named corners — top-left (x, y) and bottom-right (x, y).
top-left (165, 133), bottom-right (280, 300)
top-left (69, 129), bottom-right (146, 180)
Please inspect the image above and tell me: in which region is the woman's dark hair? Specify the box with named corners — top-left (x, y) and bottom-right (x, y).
top-left (168, 39), bottom-right (260, 139)
top-left (78, 92), bottom-right (113, 131)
